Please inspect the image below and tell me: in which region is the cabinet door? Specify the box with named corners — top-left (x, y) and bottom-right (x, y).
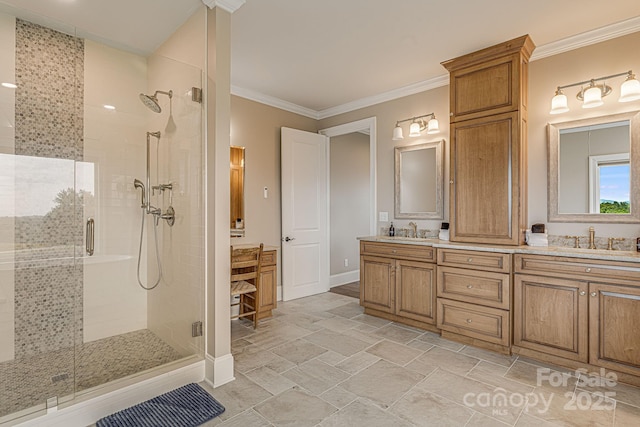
top-left (589, 283), bottom-right (640, 376)
top-left (258, 264), bottom-right (277, 319)
top-left (514, 274), bottom-right (588, 362)
top-left (396, 260), bottom-right (436, 324)
top-left (448, 53), bottom-right (521, 122)
top-left (360, 255), bottom-right (395, 314)
top-left (450, 112), bottom-right (522, 245)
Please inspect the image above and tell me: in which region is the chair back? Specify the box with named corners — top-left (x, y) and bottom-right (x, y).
top-left (230, 244), bottom-right (263, 284)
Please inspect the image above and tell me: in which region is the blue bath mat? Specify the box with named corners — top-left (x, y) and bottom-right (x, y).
top-left (96, 383), bottom-right (225, 427)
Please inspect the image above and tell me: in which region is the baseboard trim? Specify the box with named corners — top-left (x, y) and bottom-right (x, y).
top-left (204, 353), bottom-right (235, 388)
top-left (330, 270), bottom-right (359, 288)
top-left (11, 359), bottom-right (205, 427)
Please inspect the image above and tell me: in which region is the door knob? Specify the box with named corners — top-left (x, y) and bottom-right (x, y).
top-left (283, 236), bottom-right (295, 242)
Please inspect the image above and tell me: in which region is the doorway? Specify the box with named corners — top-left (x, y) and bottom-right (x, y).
top-left (319, 117), bottom-right (377, 289)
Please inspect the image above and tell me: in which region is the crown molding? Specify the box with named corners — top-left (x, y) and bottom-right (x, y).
top-left (231, 85), bottom-right (320, 119)
top-left (317, 74), bottom-right (450, 120)
top-left (202, 0), bottom-right (246, 13)
top-left (232, 16), bottom-right (640, 119)
top-left (531, 15), bottom-right (640, 61)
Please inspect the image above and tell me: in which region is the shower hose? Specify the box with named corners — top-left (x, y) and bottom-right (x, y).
top-left (136, 206), bottom-right (163, 290)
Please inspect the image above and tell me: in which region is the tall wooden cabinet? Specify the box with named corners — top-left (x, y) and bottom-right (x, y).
top-left (442, 35), bottom-right (535, 245)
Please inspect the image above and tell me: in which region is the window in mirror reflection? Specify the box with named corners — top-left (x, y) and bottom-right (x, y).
top-left (590, 154), bottom-right (630, 213)
top-left (230, 146), bottom-right (245, 236)
top-left (559, 121), bottom-right (630, 214)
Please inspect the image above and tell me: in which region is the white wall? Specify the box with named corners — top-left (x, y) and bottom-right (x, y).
top-left (329, 132), bottom-right (370, 279)
top-left (82, 39), bottom-right (149, 342)
top-left (0, 11), bottom-right (15, 362)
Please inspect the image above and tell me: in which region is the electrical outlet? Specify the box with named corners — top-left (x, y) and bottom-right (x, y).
top-left (344, 258), bottom-right (349, 267)
top-left (379, 211), bottom-right (389, 222)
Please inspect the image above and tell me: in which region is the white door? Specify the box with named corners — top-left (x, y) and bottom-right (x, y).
top-left (281, 127), bottom-right (329, 301)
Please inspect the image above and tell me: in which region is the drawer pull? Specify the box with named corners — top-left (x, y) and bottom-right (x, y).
top-left (590, 292), bottom-right (597, 297)
top-left (467, 284), bottom-right (473, 289)
top-left (585, 268), bottom-right (592, 273)
top-left (392, 250), bottom-right (397, 253)
top-left (467, 258), bottom-right (473, 263)
top-left (579, 291), bottom-right (586, 296)
top-left (466, 319), bottom-right (472, 323)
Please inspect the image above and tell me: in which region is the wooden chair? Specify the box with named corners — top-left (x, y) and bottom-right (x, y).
top-left (230, 243), bottom-right (263, 328)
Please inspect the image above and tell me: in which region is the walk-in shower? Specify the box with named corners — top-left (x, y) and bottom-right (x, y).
top-left (0, 15), bottom-right (204, 424)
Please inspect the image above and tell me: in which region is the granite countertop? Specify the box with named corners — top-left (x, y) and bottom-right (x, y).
top-left (358, 236), bottom-right (640, 263)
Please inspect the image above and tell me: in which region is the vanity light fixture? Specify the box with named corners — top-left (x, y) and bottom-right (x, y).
top-left (550, 70), bottom-right (640, 114)
top-left (392, 113), bottom-right (439, 140)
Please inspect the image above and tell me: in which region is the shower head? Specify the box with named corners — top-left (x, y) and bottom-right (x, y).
top-left (139, 90), bottom-right (173, 113)
top-left (139, 93), bottom-right (161, 113)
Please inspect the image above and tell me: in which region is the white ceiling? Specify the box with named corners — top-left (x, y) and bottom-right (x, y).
top-left (2, 0), bottom-right (640, 118)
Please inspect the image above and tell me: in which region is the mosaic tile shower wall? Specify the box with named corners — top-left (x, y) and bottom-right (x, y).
top-left (14, 19), bottom-right (84, 358)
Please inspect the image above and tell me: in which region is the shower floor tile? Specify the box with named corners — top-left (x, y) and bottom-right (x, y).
top-left (0, 329), bottom-right (182, 419)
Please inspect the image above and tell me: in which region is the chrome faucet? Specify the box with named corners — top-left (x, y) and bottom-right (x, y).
top-left (408, 222), bottom-right (417, 238)
top-left (588, 226), bottom-right (596, 249)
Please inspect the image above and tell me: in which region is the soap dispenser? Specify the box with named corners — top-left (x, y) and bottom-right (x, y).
top-left (389, 222), bottom-right (395, 237)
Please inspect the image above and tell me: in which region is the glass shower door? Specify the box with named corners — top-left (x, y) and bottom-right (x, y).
top-left (77, 50), bottom-right (205, 393)
top-left (0, 16), bottom-right (83, 422)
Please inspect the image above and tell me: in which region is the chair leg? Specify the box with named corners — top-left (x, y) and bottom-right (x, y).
top-left (253, 292), bottom-right (259, 329)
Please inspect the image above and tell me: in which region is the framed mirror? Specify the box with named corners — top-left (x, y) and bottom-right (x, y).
top-left (230, 146), bottom-right (245, 237)
top-left (547, 111), bottom-right (640, 223)
top-left (394, 139), bottom-right (444, 219)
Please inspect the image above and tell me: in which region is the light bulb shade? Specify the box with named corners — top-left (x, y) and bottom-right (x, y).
top-left (409, 122), bottom-right (421, 137)
top-left (619, 77), bottom-right (640, 102)
top-left (392, 125), bottom-right (404, 140)
top-left (582, 86), bottom-right (603, 108)
top-left (426, 118), bottom-right (439, 134)
top-left (550, 93), bottom-right (569, 114)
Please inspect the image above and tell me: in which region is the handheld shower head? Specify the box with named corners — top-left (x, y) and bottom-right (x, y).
top-left (139, 90), bottom-right (173, 113)
top-left (134, 179), bottom-right (146, 208)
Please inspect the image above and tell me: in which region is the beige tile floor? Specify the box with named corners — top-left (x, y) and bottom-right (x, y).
top-left (200, 292), bottom-right (640, 427)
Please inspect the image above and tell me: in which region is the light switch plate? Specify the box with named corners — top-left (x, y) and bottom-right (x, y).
top-left (379, 211), bottom-right (389, 222)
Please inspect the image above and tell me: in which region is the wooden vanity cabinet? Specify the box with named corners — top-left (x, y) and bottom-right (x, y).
top-left (513, 274), bottom-right (589, 362)
top-left (589, 283), bottom-right (640, 376)
top-left (258, 249), bottom-right (277, 319)
top-left (442, 35), bottom-right (534, 246)
top-left (436, 248), bottom-right (512, 353)
top-left (360, 241), bottom-right (437, 330)
top-left (514, 254), bottom-right (640, 377)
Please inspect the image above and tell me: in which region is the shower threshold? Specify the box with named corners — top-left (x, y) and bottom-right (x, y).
top-left (0, 329), bottom-right (184, 420)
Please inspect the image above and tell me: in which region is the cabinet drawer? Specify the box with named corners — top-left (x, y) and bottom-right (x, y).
top-left (437, 266), bottom-right (510, 309)
top-left (514, 254), bottom-right (640, 283)
top-left (261, 250), bottom-right (276, 266)
top-left (437, 298), bottom-right (509, 346)
top-left (360, 241), bottom-right (436, 262)
top-left (437, 249), bottom-right (511, 273)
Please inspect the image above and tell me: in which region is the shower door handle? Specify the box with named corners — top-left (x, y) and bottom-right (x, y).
top-left (86, 218), bottom-right (95, 256)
